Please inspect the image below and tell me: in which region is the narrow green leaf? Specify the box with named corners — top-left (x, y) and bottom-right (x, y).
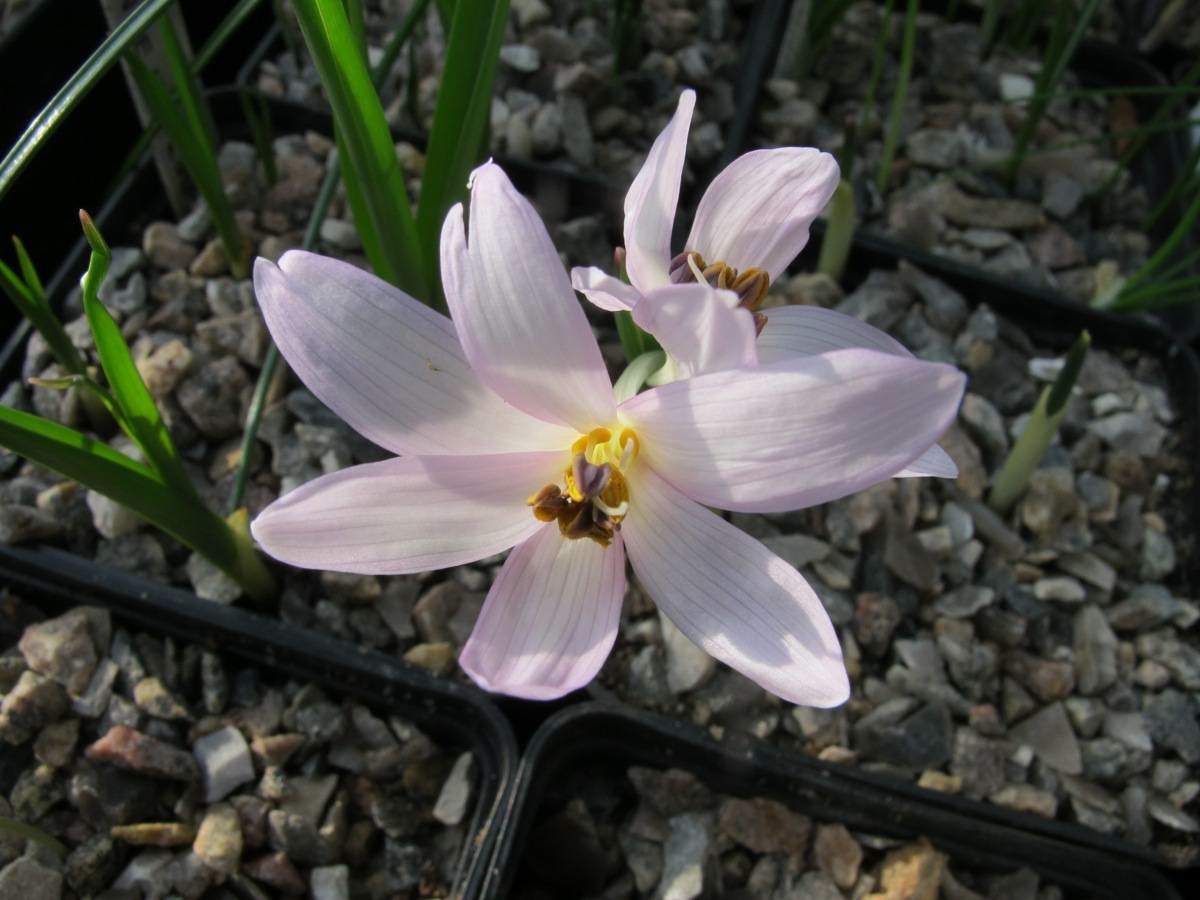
top-left (291, 0), bottom-right (427, 299)
top-left (817, 179), bottom-right (856, 283)
top-left (990, 331), bottom-right (1089, 512)
top-left (877, 0), bottom-right (918, 194)
top-left (416, 0), bottom-right (510, 305)
top-left (1006, 0), bottom-right (1103, 182)
top-left (0, 0), bottom-right (175, 202)
top-left (158, 13), bottom-right (219, 154)
top-left (0, 248), bottom-right (87, 377)
top-left (79, 212), bottom-right (198, 504)
top-left (1045, 331), bottom-right (1090, 416)
top-left (12, 236), bottom-right (44, 299)
top-left (125, 52), bottom-right (247, 277)
top-left (0, 405), bottom-right (272, 603)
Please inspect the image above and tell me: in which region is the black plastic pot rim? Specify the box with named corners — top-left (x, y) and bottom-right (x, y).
top-left (0, 541), bottom-right (518, 900)
top-left (485, 702), bottom-right (1183, 900)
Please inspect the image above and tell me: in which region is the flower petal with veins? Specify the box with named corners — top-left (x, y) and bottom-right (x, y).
top-left (624, 465), bottom-right (848, 707)
top-left (460, 523), bottom-right (626, 699)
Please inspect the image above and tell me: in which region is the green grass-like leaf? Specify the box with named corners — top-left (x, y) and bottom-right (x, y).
top-left (292, 0), bottom-right (428, 299)
top-left (79, 212), bottom-right (199, 504)
top-left (0, 404), bottom-right (272, 602)
top-left (990, 331), bottom-right (1090, 512)
top-left (1006, 0), bottom-right (1103, 183)
top-left (0, 0), bottom-right (175, 202)
top-left (126, 50), bottom-right (246, 278)
top-left (0, 241), bottom-right (87, 377)
top-left (415, 0), bottom-right (510, 306)
top-left (876, 0), bottom-right (918, 194)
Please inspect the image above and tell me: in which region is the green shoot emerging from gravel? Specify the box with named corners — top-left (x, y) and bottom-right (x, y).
top-left (0, 214), bottom-right (275, 604)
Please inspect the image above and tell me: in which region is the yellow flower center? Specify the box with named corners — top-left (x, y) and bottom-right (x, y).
top-left (527, 426), bottom-right (639, 547)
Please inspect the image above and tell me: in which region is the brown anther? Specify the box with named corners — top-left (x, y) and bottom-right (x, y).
top-left (753, 312), bottom-right (768, 337)
top-left (530, 481), bottom-right (621, 547)
top-left (675, 251), bottom-right (771, 311)
top-left (528, 484), bottom-right (571, 523)
top-left (731, 268), bottom-right (770, 311)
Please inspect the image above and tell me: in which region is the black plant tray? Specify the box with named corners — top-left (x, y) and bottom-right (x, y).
top-left (0, 541), bottom-right (518, 900)
top-left (484, 703), bottom-right (1182, 899)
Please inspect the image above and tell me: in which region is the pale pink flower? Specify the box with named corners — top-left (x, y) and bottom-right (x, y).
top-left (571, 88), bottom-right (957, 477)
top-left (572, 88), bottom-right (841, 377)
top-left (250, 162), bottom-right (965, 705)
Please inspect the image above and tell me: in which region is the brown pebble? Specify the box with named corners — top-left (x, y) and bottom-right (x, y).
top-left (86, 724), bottom-right (198, 781)
top-left (111, 822), bottom-right (196, 847)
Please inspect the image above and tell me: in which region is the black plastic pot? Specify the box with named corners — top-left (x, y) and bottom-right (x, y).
top-left (0, 540), bottom-right (518, 899)
top-left (486, 702), bottom-right (1181, 899)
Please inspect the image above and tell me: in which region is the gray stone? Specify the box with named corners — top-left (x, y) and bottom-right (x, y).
top-left (960, 393), bottom-right (1008, 459)
top-left (318, 218), bottom-right (360, 251)
top-left (1139, 528), bottom-right (1176, 580)
top-left (1081, 737), bottom-right (1128, 782)
top-left (1137, 633), bottom-right (1200, 689)
top-left (1056, 552), bottom-right (1115, 592)
top-left (934, 585), bottom-right (994, 618)
top-left (853, 701), bottom-right (953, 770)
top-left (177, 357), bottom-right (250, 440)
top-left (906, 127), bottom-right (965, 170)
top-left (194, 725), bottom-right (255, 802)
top-left (560, 94), bottom-right (594, 167)
top-left (1143, 690), bottom-right (1200, 764)
top-left (1042, 173), bottom-right (1084, 218)
top-left (531, 103), bottom-right (562, 155)
top-left (133, 677), bottom-right (188, 720)
top-left (1108, 586), bottom-right (1180, 631)
top-left (1147, 793), bottom-right (1199, 833)
top-left (72, 657), bottom-right (117, 718)
top-left (1103, 711), bottom-right (1152, 753)
top-left (990, 783), bottom-right (1057, 818)
top-left (432, 752), bottom-right (474, 826)
top-left (499, 44), bottom-right (540, 72)
top-left (0, 855), bottom-right (61, 900)
top-left (0, 505), bottom-right (62, 544)
top-left (18, 608), bottom-right (102, 695)
top-left (0, 670), bottom-right (68, 744)
top-left (185, 553), bottom-right (242, 605)
top-left (1087, 411), bottom-right (1166, 456)
top-left (310, 864), bottom-right (350, 900)
top-left (894, 638), bottom-right (946, 682)
top-left (660, 612), bottom-right (715, 693)
top-left (1034, 576), bottom-right (1086, 604)
top-left (143, 222), bottom-right (197, 270)
top-left (950, 727), bottom-right (1007, 799)
top-left (1074, 605), bottom-right (1118, 695)
top-left (1008, 703), bottom-right (1082, 775)
top-left (87, 491), bottom-right (140, 539)
top-left (618, 832), bottom-right (662, 893)
top-left (658, 813), bottom-right (712, 900)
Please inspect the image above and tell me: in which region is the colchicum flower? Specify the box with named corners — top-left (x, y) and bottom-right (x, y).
top-left (571, 88), bottom-right (956, 477)
top-left (250, 162), bottom-right (966, 705)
